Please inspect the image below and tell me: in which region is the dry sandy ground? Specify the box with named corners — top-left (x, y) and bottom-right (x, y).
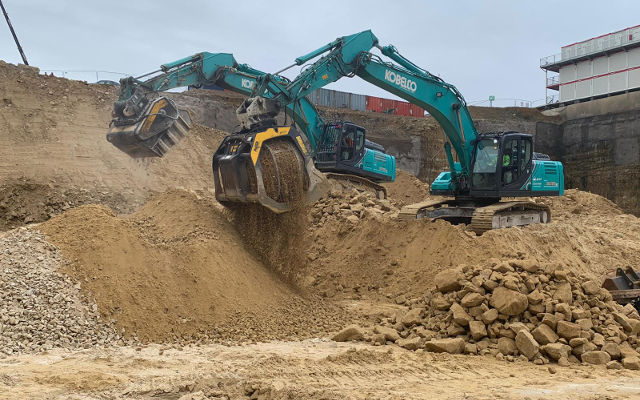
top-left (1, 341), bottom-right (639, 400)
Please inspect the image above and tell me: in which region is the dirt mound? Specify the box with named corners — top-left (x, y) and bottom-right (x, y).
top-left (537, 188), bottom-right (623, 220)
top-left (38, 190), bottom-right (350, 343)
top-left (0, 228), bottom-right (124, 355)
top-left (382, 169), bottom-right (430, 206)
top-left (303, 189), bottom-right (640, 303)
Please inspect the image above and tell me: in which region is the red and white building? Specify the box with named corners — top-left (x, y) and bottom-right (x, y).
top-left (541, 25), bottom-right (640, 105)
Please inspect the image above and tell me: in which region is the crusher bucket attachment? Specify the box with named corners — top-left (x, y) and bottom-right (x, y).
top-left (212, 125), bottom-right (328, 213)
top-left (602, 267), bottom-right (640, 310)
top-left (106, 97), bottom-right (191, 158)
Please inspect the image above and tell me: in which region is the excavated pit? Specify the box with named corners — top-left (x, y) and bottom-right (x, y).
top-left (3, 60), bottom-right (640, 397)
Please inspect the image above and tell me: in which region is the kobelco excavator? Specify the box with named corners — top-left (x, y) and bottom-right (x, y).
top-left (107, 30), bottom-right (564, 233)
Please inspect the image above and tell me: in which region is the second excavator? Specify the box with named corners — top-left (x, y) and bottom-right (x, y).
top-left (107, 52), bottom-right (394, 212)
top-left (107, 30), bottom-right (564, 233)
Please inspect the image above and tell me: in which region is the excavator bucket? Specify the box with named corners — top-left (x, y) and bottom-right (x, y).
top-left (602, 267), bottom-right (640, 310)
top-left (213, 126), bottom-right (328, 213)
top-left (106, 97), bottom-right (191, 158)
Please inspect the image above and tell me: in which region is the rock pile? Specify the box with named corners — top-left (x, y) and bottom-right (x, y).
top-left (336, 259), bottom-right (640, 370)
top-left (310, 188), bottom-right (397, 226)
top-left (0, 228), bottom-right (124, 355)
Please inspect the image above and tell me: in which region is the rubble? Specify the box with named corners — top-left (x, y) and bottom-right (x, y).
top-left (0, 228), bottom-right (124, 355)
top-left (310, 188), bottom-right (398, 227)
top-left (342, 259), bottom-right (640, 369)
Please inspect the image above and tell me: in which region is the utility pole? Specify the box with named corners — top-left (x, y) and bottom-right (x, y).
top-left (0, 0), bottom-right (28, 65)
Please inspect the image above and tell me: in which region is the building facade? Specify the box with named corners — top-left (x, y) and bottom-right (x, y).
top-left (541, 25), bottom-right (640, 106)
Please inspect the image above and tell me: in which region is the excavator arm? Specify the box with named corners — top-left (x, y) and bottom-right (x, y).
top-left (108, 52), bottom-right (274, 157)
top-left (249, 30), bottom-right (477, 193)
top-left (107, 52), bottom-right (332, 212)
top-left (108, 51), bottom-right (328, 157)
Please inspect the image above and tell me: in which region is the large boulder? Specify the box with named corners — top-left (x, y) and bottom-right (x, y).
top-left (510, 259), bottom-right (538, 273)
top-left (581, 280), bottom-right (600, 295)
top-left (450, 303), bottom-right (472, 326)
top-left (542, 343), bottom-right (571, 361)
top-left (481, 308), bottom-right (498, 324)
top-left (515, 330), bottom-right (539, 360)
top-left (434, 269), bottom-right (464, 293)
top-left (613, 312), bottom-right (633, 332)
top-left (397, 337), bottom-right (422, 351)
top-left (424, 338), bottom-right (465, 354)
top-left (581, 351), bottom-right (611, 365)
top-left (532, 324), bottom-right (558, 345)
top-left (498, 337), bottom-right (517, 356)
top-left (602, 342), bottom-right (621, 360)
top-left (374, 325), bottom-right (400, 342)
top-left (556, 320), bottom-right (581, 340)
top-left (490, 287), bottom-right (528, 316)
top-left (553, 282), bottom-right (573, 304)
top-left (332, 325), bottom-right (364, 342)
top-left (469, 320), bottom-right (487, 341)
top-left (460, 292), bottom-right (485, 307)
top-left (400, 308), bottom-right (422, 326)
top-left (622, 356), bottom-right (640, 370)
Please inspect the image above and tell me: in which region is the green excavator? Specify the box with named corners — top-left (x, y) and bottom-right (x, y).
top-left (107, 30), bottom-right (564, 233)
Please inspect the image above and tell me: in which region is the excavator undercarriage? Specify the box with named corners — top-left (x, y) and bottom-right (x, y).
top-left (399, 199), bottom-right (551, 235)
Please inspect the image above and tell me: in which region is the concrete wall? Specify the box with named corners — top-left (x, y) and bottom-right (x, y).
top-left (536, 94), bottom-right (640, 215)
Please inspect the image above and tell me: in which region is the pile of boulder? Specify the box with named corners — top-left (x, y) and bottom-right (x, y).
top-left (334, 258), bottom-right (640, 370)
top-left (310, 188), bottom-right (397, 225)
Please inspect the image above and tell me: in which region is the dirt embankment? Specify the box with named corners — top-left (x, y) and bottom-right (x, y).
top-left (0, 61), bottom-right (226, 218)
top-left (38, 190), bottom-right (351, 343)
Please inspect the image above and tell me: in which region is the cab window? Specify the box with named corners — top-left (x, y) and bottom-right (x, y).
top-left (473, 139), bottom-right (499, 173)
top-left (472, 139), bottom-right (499, 189)
top-left (354, 128), bottom-right (365, 153)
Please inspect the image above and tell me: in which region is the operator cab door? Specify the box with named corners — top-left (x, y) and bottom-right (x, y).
top-left (471, 138), bottom-right (500, 193)
top-left (499, 134), bottom-right (533, 194)
top-left (338, 123), bottom-right (366, 166)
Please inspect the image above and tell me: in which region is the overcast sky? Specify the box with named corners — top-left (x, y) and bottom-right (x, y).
top-left (1, 1), bottom-right (638, 106)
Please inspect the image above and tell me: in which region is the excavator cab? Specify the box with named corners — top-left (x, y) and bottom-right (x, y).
top-left (467, 132), bottom-right (562, 198)
top-left (315, 122), bottom-right (394, 182)
top-left (470, 133), bottom-right (540, 197)
top-left (315, 122), bottom-right (362, 164)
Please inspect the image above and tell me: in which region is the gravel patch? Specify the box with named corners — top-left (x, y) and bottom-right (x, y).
top-left (0, 227), bottom-right (124, 355)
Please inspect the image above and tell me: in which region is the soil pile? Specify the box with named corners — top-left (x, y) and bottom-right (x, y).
top-left (342, 260), bottom-right (640, 369)
top-left (303, 187), bottom-right (640, 303)
top-left (38, 190), bottom-right (350, 343)
top-left (0, 228), bottom-right (123, 355)
top-left (382, 169), bottom-right (430, 206)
